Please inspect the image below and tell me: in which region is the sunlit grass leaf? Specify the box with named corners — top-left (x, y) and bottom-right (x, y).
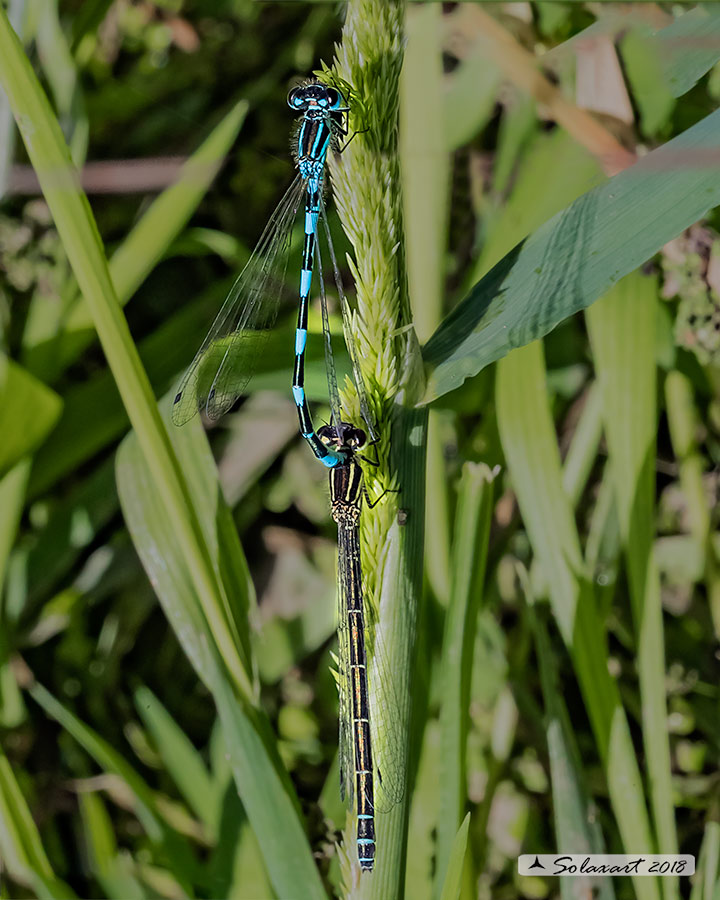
top-left (424, 108), bottom-right (720, 403)
top-left (0, 0), bottom-right (251, 711)
top-left (0, 356), bottom-right (62, 479)
top-left (438, 813), bottom-right (470, 900)
top-left (204, 647), bottom-right (327, 900)
top-left (116, 393), bottom-right (253, 690)
top-left (495, 341), bottom-right (661, 900)
top-left (527, 597), bottom-right (615, 900)
top-left (587, 273), bottom-right (678, 863)
top-left (117, 395), bottom-right (325, 900)
top-left (22, 100), bottom-right (248, 380)
top-left (435, 464), bottom-right (494, 894)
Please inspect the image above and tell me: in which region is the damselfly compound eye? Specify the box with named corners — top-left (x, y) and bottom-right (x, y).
top-left (326, 88), bottom-right (342, 109)
top-left (287, 87), bottom-right (306, 110)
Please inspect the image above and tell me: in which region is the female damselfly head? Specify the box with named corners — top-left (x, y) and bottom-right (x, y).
top-left (287, 82), bottom-right (347, 114)
top-left (317, 422), bottom-right (367, 454)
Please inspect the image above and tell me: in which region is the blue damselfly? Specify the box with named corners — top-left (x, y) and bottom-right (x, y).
top-left (172, 80), bottom-right (375, 465)
top-left (172, 77), bottom-right (401, 872)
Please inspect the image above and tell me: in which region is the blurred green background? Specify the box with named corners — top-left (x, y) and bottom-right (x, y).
top-left (1, 1), bottom-right (720, 899)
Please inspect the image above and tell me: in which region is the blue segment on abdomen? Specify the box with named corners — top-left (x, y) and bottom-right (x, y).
top-left (300, 268), bottom-right (312, 297)
top-left (305, 211), bottom-right (317, 234)
top-left (292, 385), bottom-right (304, 406)
top-left (295, 328), bottom-right (307, 355)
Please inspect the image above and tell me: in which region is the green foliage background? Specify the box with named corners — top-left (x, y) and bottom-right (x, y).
top-left (1, 2), bottom-right (720, 899)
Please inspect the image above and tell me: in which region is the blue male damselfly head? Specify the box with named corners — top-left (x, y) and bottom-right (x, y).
top-left (287, 82), bottom-right (348, 114)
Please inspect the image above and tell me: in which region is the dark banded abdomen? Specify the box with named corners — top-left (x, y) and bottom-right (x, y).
top-left (334, 462), bottom-right (375, 870)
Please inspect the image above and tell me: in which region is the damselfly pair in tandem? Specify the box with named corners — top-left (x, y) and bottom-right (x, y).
top-left (172, 79), bottom-right (404, 872)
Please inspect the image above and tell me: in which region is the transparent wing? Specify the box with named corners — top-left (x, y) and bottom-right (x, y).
top-left (365, 564), bottom-right (406, 813)
top-left (314, 206), bottom-right (344, 439)
top-left (336, 528), bottom-right (355, 807)
top-left (172, 174), bottom-right (306, 426)
top-left (319, 197), bottom-right (378, 442)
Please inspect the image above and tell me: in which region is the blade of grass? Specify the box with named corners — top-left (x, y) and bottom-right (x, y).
top-left (46, 101), bottom-right (248, 377)
top-left (424, 107), bottom-right (720, 403)
top-left (0, 746), bottom-right (75, 899)
top-left (400, 4), bottom-right (451, 607)
top-left (77, 791), bottom-right (146, 900)
top-left (691, 818), bottom-right (720, 900)
top-left (35, 0), bottom-right (87, 166)
top-left (0, 0), bottom-right (24, 198)
top-left (405, 720), bottom-right (441, 900)
top-left (116, 390), bottom-right (253, 698)
top-left (438, 813), bottom-right (470, 900)
top-left (496, 340), bottom-right (660, 900)
top-left (134, 685), bottom-right (220, 841)
top-left (0, 460), bottom-right (30, 728)
top-left (0, 0), bottom-right (251, 702)
top-left (117, 396), bottom-right (325, 899)
top-left (27, 680), bottom-right (197, 886)
top-left (665, 369), bottom-right (720, 637)
top-left (204, 645), bottom-right (328, 900)
top-left (0, 355), bottom-right (62, 479)
top-left (434, 463), bottom-right (495, 897)
top-left (586, 272), bottom-right (678, 900)
top-left (525, 591), bottom-right (616, 900)
top-left (560, 383), bottom-right (603, 502)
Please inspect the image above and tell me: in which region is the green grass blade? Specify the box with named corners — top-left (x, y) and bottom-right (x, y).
top-left (665, 369), bottom-right (720, 636)
top-left (528, 599), bottom-right (615, 900)
top-left (495, 340), bottom-right (661, 900)
top-left (0, 1), bottom-right (251, 701)
top-left (117, 395), bottom-right (324, 899)
top-left (29, 681), bottom-right (179, 843)
top-left (586, 273), bottom-right (678, 899)
top-left (438, 813), bottom-right (470, 900)
top-left (134, 685), bottom-right (220, 840)
top-left (560, 383), bottom-right (603, 503)
top-left (116, 392), bottom-right (254, 695)
top-left (656, 6), bottom-right (720, 98)
top-left (435, 464), bottom-right (495, 897)
top-left (424, 108), bottom-right (720, 402)
top-left (0, 356), bottom-right (62, 479)
top-left (0, 0), bottom-right (24, 197)
top-left (77, 791), bottom-right (146, 900)
top-left (0, 746), bottom-right (75, 898)
top-left (0, 459), bottom-right (30, 728)
top-left (205, 648), bottom-right (327, 900)
top-left (400, 5), bottom-right (451, 609)
top-left (406, 721), bottom-right (441, 900)
top-left (691, 819), bottom-right (720, 900)
top-left (47, 101), bottom-right (248, 376)
top-left (400, 2), bottom-right (448, 345)
top-left (471, 129), bottom-right (603, 284)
